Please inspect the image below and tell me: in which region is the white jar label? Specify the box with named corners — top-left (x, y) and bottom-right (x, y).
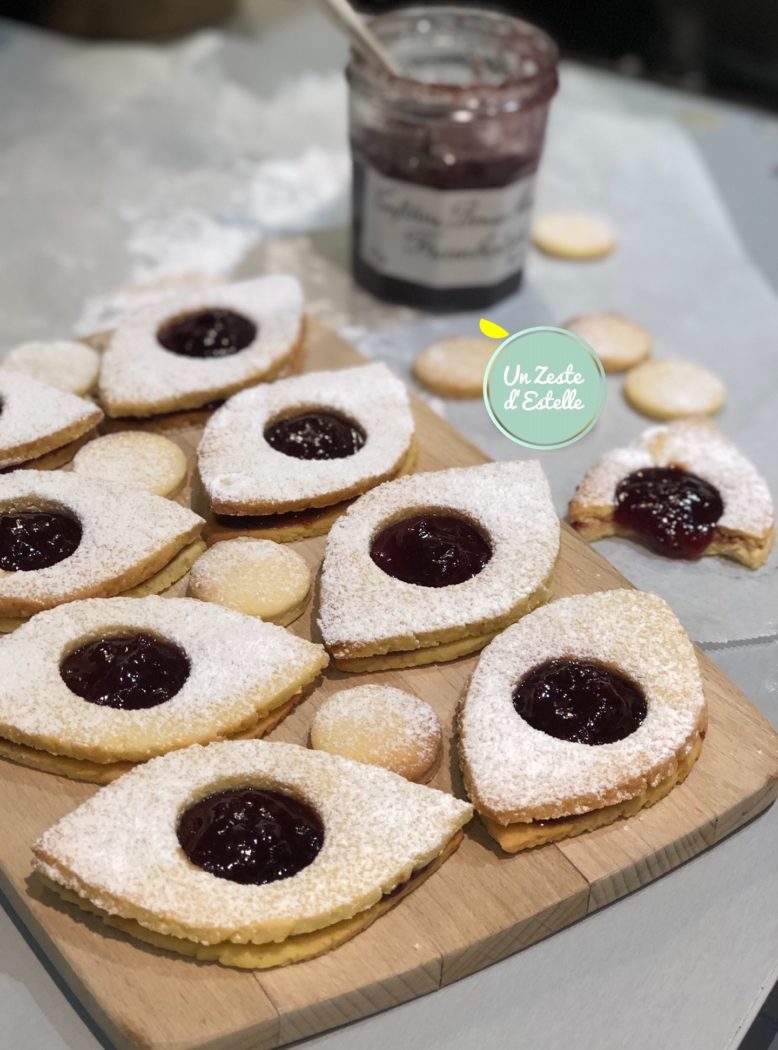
top-left (359, 166), bottom-right (536, 289)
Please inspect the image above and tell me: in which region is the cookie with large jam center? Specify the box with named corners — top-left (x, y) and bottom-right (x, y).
top-left (60, 632), bottom-right (190, 710)
top-left (370, 513), bottom-right (491, 587)
top-left (264, 411), bottom-right (366, 461)
top-left (513, 658), bottom-right (647, 745)
top-left (177, 787), bottom-right (324, 885)
top-left (157, 309), bottom-right (256, 359)
top-left (614, 466), bottom-right (723, 558)
top-left (0, 509), bottom-right (82, 571)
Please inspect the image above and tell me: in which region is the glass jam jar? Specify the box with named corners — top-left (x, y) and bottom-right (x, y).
top-left (348, 6), bottom-right (558, 311)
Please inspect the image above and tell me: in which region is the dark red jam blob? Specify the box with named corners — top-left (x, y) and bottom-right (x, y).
top-left (513, 659), bottom-right (647, 745)
top-left (157, 308), bottom-right (256, 359)
top-left (0, 509), bottom-right (82, 571)
top-left (177, 788), bottom-right (324, 885)
top-left (60, 632), bottom-right (190, 710)
top-left (370, 513), bottom-right (491, 587)
top-left (264, 411), bottom-right (366, 461)
top-left (614, 466), bottom-right (723, 559)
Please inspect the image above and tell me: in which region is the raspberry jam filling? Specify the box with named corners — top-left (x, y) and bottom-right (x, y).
top-left (157, 308), bottom-right (256, 359)
top-left (177, 788), bottom-right (324, 885)
top-left (0, 509), bottom-right (82, 571)
top-left (264, 411), bottom-right (366, 461)
top-left (60, 632), bottom-right (190, 710)
top-left (513, 658), bottom-right (647, 745)
top-left (370, 513), bottom-right (491, 587)
top-left (614, 466), bottom-right (723, 559)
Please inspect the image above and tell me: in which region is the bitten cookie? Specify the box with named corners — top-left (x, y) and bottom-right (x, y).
top-left (72, 432), bottom-right (188, 498)
top-left (624, 359), bottom-right (725, 419)
top-left (532, 211), bottom-right (617, 259)
top-left (412, 337), bottom-right (494, 398)
top-left (564, 313), bottom-right (651, 373)
top-left (310, 685), bottom-right (442, 783)
top-left (188, 538), bottom-right (312, 626)
top-left (5, 341), bottom-right (100, 396)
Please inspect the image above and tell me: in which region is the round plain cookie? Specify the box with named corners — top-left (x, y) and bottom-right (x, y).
top-left (532, 211), bottom-right (617, 260)
top-left (412, 336), bottom-right (494, 398)
top-left (187, 537), bottom-right (312, 626)
top-left (72, 432), bottom-right (188, 497)
top-left (310, 685), bottom-right (443, 783)
top-left (564, 312), bottom-right (652, 373)
top-left (4, 340), bottom-right (100, 396)
top-left (624, 358), bottom-right (725, 420)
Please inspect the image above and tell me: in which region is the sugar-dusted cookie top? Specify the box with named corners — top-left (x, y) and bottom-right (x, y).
top-left (198, 363), bottom-right (415, 515)
top-left (0, 470), bottom-right (203, 617)
top-left (0, 369), bottom-right (102, 469)
top-left (98, 275), bottom-right (303, 417)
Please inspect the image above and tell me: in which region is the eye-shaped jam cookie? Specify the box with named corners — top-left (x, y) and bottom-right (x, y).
top-left (459, 590), bottom-right (707, 852)
top-left (98, 275), bottom-right (304, 418)
top-left (33, 739), bottom-right (472, 967)
top-left (0, 595), bottom-right (327, 781)
top-left (0, 470), bottom-right (204, 631)
top-left (319, 461), bottom-right (559, 672)
top-left (198, 363), bottom-right (416, 540)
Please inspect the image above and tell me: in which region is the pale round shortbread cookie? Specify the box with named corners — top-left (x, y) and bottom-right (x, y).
top-left (564, 312), bottom-right (651, 373)
top-left (624, 359), bottom-right (725, 420)
top-left (310, 685), bottom-right (442, 783)
top-left (412, 337), bottom-right (494, 398)
top-left (188, 538), bottom-right (312, 626)
top-left (4, 340), bottom-right (100, 395)
top-left (532, 211), bottom-right (617, 259)
top-left (73, 432), bottom-right (188, 498)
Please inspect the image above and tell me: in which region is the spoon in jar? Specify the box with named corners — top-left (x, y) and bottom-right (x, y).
top-left (319, 0), bottom-right (402, 77)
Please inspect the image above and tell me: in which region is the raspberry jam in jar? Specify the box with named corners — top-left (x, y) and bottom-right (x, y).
top-left (348, 7), bottom-right (558, 310)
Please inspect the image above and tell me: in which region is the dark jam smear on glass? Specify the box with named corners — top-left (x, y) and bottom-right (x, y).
top-left (614, 466), bottom-right (723, 559)
top-left (264, 411), bottom-right (366, 461)
top-left (60, 632), bottom-right (190, 711)
top-left (370, 513), bottom-right (491, 587)
top-left (157, 308), bottom-right (256, 359)
top-left (178, 788), bottom-right (324, 885)
top-left (0, 509), bottom-right (82, 571)
top-left (513, 658), bottom-right (647, 745)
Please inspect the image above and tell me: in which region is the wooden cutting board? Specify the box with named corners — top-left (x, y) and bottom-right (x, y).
top-left (1, 319), bottom-right (776, 1050)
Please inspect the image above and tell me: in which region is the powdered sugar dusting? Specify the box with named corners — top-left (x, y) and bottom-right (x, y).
top-left (4, 341), bottom-right (100, 396)
top-left (459, 590), bottom-right (706, 822)
top-left (98, 275), bottom-right (303, 417)
top-left (311, 685), bottom-right (441, 777)
top-left (198, 363), bottom-right (415, 514)
top-left (188, 538), bottom-right (311, 614)
top-left (319, 461), bottom-right (559, 654)
top-left (0, 370), bottom-right (102, 468)
top-left (72, 432), bottom-right (187, 496)
top-left (571, 417), bottom-right (774, 537)
top-left (0, 596), bottom-right (327, 762)
top-left (0, 471), bottom-right (202, 616)
top-left (34, 739), bottom-right (472, 944)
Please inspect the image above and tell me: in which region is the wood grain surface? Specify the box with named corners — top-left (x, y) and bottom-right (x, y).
top-left (0, 319), bottom-right (776, 1050)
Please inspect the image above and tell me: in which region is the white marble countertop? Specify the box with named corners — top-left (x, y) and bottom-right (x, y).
top-left (0, 4), bottom-right (776, 1049)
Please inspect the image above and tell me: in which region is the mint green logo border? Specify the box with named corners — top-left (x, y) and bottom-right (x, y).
top-left (482, 325), bottom-right (606, 450)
